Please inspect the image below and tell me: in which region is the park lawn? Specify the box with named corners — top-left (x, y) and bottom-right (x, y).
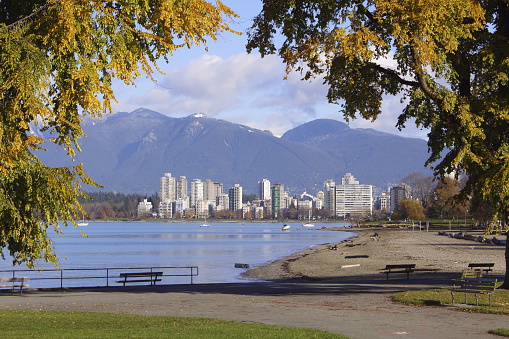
top-left (0, 310), bottom-right (348, 339)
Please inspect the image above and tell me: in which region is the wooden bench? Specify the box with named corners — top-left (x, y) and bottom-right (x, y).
top-left (0, 277), bottom-right (30, 295)
top-left (450, 277), bottom-right (497, 306)
top-left (468, 263), bottom-right (494, 276)
top-left (117, 272), bottom-right (163, 286)
top-left (381, 264), bottom-right (415, 280)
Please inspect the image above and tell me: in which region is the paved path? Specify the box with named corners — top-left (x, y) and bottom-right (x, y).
top-left (0, 279), bottom-right (506, 338)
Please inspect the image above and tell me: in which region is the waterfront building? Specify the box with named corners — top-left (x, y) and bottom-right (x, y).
top-left (228, 184), bottom-right (243, 212)
top-left (390, 184), bottom-right (412, 212)
top-left (213, 182), bottom-right (223, 199)
top-left (316, 191), bottom-right (324, 205)
top-left (203, 179), bottom-right (216, 202)
top-left (216, 193), bottom-right (229, 211)
top-left (334, 173), bottom-right (372, 218)
top-left (176, 176), bottom-right (188, 200)
top-left (158, 201), bottom-right (172, 218)
top-left (160, 173), bottom-right (176, 202)
top-left (376, 191), bottom-right (391, 211)
top-left (190, 179), bottom-right (204, 207)
top-left (195, 199), bottom-right (210, 218)
top-left (271, 183), bottom-right (285, 218)
top-left (323, 179), bottom-right (336, 215)
top-left (174, 198), bottom-right (187, 217)
top-left (259, 178), bottom-right (271, 200)
top-left (137, 199), bottom-right (153, 218)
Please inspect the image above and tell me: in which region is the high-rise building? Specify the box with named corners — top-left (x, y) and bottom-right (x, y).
top-left (213, 182), bottom-right (223, 199)
top-left (259, 178), bottom-right (271, 200)
top-left (334, 173), bottom-right (372, 218)
top-left (176, 176), bottom-right (188, 200)
top-left (323, 179), bottom-right (336, 214)
top-left (390, 184), bottom-right (412, 212)
top-left (271, 183), bottom-right (285, 218)
top-left (203, 179), bottom-right (216, 201)
top-left (190, 179), bottom-right (204, 207)
top-left (228, 184), bottom-right (243, 212)
top-left (160, 173), bottom-right (176, 202)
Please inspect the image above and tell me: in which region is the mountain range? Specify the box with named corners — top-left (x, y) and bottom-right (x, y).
top-left (35, 108), bottom-right (432, 195)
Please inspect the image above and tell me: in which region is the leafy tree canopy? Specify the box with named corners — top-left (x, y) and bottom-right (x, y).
top-left (0, 0), bottom-right (237, 267)
top-left (247, 0), bottom-right (509, 229)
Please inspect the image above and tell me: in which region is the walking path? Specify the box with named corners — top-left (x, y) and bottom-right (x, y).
top-left (0, 279), bottom-right (506, 338)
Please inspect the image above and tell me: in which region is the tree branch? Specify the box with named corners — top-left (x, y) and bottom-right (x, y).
top-left (370, 63), bottom-right (420, 87)
top-left (7, 3), bottom-right (53, 30)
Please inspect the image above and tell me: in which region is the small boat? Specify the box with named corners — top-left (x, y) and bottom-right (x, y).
top-left (282, 224), bottom-right (290, 231)
top-left (77, 215), bottom-right (88, 227)
top-left (302, 212), bottom-right (314, 227)
top-left (199, 217), bottom-right (210, 227)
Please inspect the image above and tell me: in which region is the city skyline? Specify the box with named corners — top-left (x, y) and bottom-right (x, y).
top-left (149, 172), bottom-right (384, 220)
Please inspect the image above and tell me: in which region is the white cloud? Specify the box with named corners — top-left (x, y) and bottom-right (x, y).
top-left (112, 51), bottom-right (428, 140)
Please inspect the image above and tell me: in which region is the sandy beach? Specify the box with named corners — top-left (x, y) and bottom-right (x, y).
top-left (243, 226), bottom-right (507, 281)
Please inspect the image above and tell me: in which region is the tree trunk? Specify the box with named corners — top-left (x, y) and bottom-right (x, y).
top-left (499, 232), bottom-right (509, 289)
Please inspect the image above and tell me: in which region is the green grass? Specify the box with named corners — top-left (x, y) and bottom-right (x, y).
top-left (490, 328), bottom-right (509, 337)
top-left (392, 286), bottom-right (509, 314)
top-left (0, 310), bottom-right (348, 339)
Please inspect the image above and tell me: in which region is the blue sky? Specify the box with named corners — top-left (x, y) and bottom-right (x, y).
top-left (111, 1), bottom-right (428, 140)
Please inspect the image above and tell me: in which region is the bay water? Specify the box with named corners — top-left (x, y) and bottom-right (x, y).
top-left (0, 221), bottom-right (352, 288)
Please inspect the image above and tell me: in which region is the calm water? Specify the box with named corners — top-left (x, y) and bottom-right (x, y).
top-left (0, 222), bottom-right (352, 287)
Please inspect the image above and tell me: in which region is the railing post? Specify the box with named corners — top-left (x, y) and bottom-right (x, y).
top-left (60, 270), bottom-right (63, 289)
top-left (106, 268), bottom-right (109, 287)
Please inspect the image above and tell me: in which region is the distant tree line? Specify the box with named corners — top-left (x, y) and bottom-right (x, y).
top-left (384, 172), bottom-right (470, 224)
top-left (78, 192), bottom-right (160, 220)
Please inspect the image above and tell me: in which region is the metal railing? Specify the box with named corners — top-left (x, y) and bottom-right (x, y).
top-left (0, 266), bottom-right (198, 289)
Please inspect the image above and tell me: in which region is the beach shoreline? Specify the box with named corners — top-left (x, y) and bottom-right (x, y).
top-left (242, 227), bottom-right (506, 282)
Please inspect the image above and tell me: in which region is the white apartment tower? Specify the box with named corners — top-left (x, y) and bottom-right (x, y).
top-left (334, 173), bottom-right (372, 218)
top-left (160, 173), bottom-right (176, 202)
top-left (203, 179), bottom-right (216, 201)
top-left (176, 176), bottom-right (188, 200)
top-left (190, 179), bottom-right (204, 207)
top-left (228, 184), bottom-right (243, 212)
top-left (259, 178), bottom-right (271, 200)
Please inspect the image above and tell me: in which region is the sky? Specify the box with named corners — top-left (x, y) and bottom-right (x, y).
top-left (111, 1), bottom-right (429, 140)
